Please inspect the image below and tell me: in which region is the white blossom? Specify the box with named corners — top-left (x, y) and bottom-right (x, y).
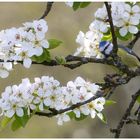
top-left (65, 2), bottom-right (73, 7)
top-left (0, 76), bottom-right (105, 125)
top-left (74, 30), bottom-right (104, 58)
top-left (0, 19), bottom-right (49, 77)
top-left (56, 113), bottom-right (71, 125)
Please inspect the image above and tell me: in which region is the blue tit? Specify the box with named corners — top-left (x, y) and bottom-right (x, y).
top-left (99, 41), bottom-right (113, 57)
top-left (99, 41), bottom-right (140, 68)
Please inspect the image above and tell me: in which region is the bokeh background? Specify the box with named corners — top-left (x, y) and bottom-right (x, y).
top-left (0, 2), bottom-right (140, 138)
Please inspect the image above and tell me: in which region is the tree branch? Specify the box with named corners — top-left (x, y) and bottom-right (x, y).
top-left (104, 2), bottom-right (118, 54)
top-left (35, 91), bottom-right (103, 117)
top-left (135, 105), bottom-right (140, 116)
top-left (40, 2), bottom-right (54, 19)
top-left (0, 54), bottom-right (139, 77)
top-left (111, 88), bottom-right (140, 138)
top-left (34, 72), bottom-right (139, 118)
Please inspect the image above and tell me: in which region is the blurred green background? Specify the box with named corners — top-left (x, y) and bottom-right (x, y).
top-left (0, 2), bottom-right (140, 138)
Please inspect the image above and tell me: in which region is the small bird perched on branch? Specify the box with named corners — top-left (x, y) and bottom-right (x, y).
top-left (99, 41), bottom-right (140, 68)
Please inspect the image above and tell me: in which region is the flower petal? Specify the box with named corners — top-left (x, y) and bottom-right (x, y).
top-left (40, 40), bottom-right (49, 48)
top-left (5, 109), bottom-right (15, 118)
top-left (44, 98), bottom-right (51, 106)
top-left (125, 4), bottom-right (131, 12)
top-left (63, 114), bottom-right (70, 122)
top-left (132, 5), bottom-right (140, 13)
top-left (0, 69), bottom-right (9, 78)
top-left (16, 108), bottom-right (24, 117)
top-left (130, 17), bottom-right (139, 25)
top-left (39, 102), bottom-right (44, 111)
top-left (128, 26), bottom-right (138, 34)
top-left (119, 27), bottom-right (128, 36)
top-left (23, 58), bottom-right (32, 68)
top-left (90, 110), bottom-right (96, 118)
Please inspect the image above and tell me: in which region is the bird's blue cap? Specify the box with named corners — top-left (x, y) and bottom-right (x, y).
top-left (99, 41), bottom-right (108, 48)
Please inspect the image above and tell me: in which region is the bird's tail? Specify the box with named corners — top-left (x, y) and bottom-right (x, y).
top-left (119, 45), bottom-right (140, 62)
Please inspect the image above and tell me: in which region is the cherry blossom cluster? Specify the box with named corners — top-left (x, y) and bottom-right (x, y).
top-left (0, 19), bottom-right (49, 78)
top-left (74, 2), bottom-right (140, 58)
top-left (74, 28), bottom-right (104, 59)
top-left (0, 76), bottom-right (105, 125)
top-left (92, 2), bottom-right (140, 36)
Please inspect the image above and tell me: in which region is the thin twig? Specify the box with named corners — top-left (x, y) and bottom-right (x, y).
top-left (40, 2), bottom-right (54, 19)
top-left (105, 87), bottom-right (116, 99)
top-left (135, 105), bottom-right (140, 116)
top-left (111, 89), bottom-right (140, 138)
top-left (127, 31), bottom-right (140, 49)
top-left (125, 116), bottom-right (140, 125)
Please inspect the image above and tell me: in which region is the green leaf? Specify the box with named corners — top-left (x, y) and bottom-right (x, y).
top-left (32, 48), bottom-right (51, 63)
top-left (15, 109), bottom-right (30, 128)
top-left (55, 56), bottom-right (66, 64)
top-left (98, 113), bottom-right (107, 124)
top-left (80, 2), bottom-right (91, 8)
top-left (75, 113), bottom-right (88, 121)
top-left (116, 29), bottom-right (133, 41)
top-left (137, 95), bottom-right (140, 104)
top-left (67, 111), bottom-right (75, 119)
top-left (1, 116), bottom-right (13, 129)
top-left (48, 39), bottom-right (63, 50)
top-left (125, 2), bottom-right (134, 6)
top-left (73, 2), bottom-right (81, 11)
top-left (11, 119), bottom-right (21, 131)
top-left (67, 111), bottom-right (87, 121)
top-left (137, 24), bottom-right (140, 30)
top-left (105, 100), bottom-right (116, 106)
